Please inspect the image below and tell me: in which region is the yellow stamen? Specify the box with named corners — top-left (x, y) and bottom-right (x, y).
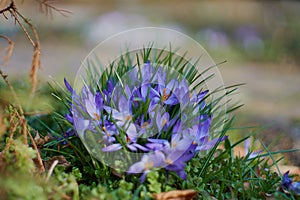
top-left (125, 115), bottom-right (132, 121)
top-left (145, 161), bottom-right (154, 170)
top-left (126, 135), bottom-right (130, 143)
top-left (102, 126), bottom-right (110, 137)
top-left (166, 158), bottom-right (173, 165)
top-left (94, 113), bottom-right (100, 121)
top-left (172, 143), bottom-right (177, 148)
top-left (162, 88), bottom-right (170, 101)
top-left (142, 122), bottom-right (149, 128)
top-left (161, 119), bottom-right (167, 126)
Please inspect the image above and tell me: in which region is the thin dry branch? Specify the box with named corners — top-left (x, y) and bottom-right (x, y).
top-left (0, 70), bottom-right (24, 114)
top-left (2, 109), bottom-right (19, 153)
top-left (0, 35), bottom-right (14, 65)
top-left (26, 119), bottom-right (46, 172)
top-left (0, 1), bottom-right (14, 14)
top-left (6, 1), bottom-right (41, 94)
top-left (30, 45), bottom-right (41, 94)
top-left (37, 0), bottom-right (72, 18)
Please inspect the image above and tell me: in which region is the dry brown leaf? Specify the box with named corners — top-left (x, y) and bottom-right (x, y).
top-left (43, 155), bottom-right (71, 171)
top-left (153, 189), bottom-right (197, 200)
top-left (34, 131), bottom-right (44, 147)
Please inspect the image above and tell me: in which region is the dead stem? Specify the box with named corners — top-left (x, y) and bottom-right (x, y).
top-left (0, 35), bottom-right (14, 65)
top-left (0, 70), bottom-right (23, 114)
top-left (15, 109), bottom-right (45, 173)
top-left (37, 0), bottom-right (72, 18)
top-left (2, 109), bottom-right (19, 153)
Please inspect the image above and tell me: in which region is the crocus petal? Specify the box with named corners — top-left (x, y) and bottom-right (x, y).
top-left (95, 92), bottom-right (103, 110)
top-left (145, 143), bottom-right (164, 151)
top-left (156, 112), bottom-right (169, 132)
top-left (141, 84), bottom-right (151, 99)
top-left (64, 78), bottom-right (74, 93)
top-left (163, 94), bottom-right (179, 105)
top-left (152, 151), bottom-right (166, 167)
top-left (103, 135), bottom-right (116, 145)
top-left (177, 170), bottom-right (187, 180)
top-left (132, 143), bottom-right (149, 151)
top-left (126, 123), bottom-right (137, 142)
top-left (281, 171), bottom-right (292, 189)
top-left (65, 113), bottom-right (74, 124)
top-left (174, 137), bottom-right (193, 151)
top-left (127, 144), bottom-right (137, 151)
top-left (127, 162), bottom-right (145, 174)
top-left (248, 150), bottom-right (263, 159)
top-left (196, 136), bottom-right (227, 151)
top-left (102, 143), bottom-right (122, 152)
top-left (139, 171), bottom-right (149, 183)
top-left (73, 118), bottom-right (89, 137)
top-left (148, 138), bottom-right (168, 145)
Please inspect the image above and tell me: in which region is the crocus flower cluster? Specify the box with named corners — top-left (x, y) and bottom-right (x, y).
top-left (64, 62), bottom-right (225, 182)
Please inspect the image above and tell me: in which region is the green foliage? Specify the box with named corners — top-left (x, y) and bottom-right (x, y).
top-left (146, 171), bottom-right (162, 194)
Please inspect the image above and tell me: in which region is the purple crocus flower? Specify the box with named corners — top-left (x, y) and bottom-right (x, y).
top-left (150, 81), bottom-right (179, 106)
top-left (102, 138), bottom-right (148, 152)
top-left (281, 171), bottom-right (293, 190)
top-left (141, 61), bottom-right (155, 83)
top-left (155, 109), bottom-right (170, 133)
top-left (105, 95), bottom-right (137, 140)
top-left (58, 128), bottom-right (77, 146)
top-left (127, 151), bottom-right (165, 182)
top-left (244, 138), bottom-right (263, 159)
top-left (163, 134), bottom-right (196, 179)
top-left (103, 78), bottom-right (115, 103)
top-left (85, 91), bottom-right (104, 121)
top-left (144, 134), bottom-right (195, 180)
top-left (101, 120), bottom-right (118, 145)
top-left (136, 116), bottom-right (154, 137)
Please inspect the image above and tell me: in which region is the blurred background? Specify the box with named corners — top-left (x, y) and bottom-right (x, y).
top-left (1, 0), bottom-right (300, 164)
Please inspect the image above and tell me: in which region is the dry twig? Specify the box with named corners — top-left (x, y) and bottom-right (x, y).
top-left (37, 0), bottom-right (72, 18)
top-left (0, 35), bottom-right (14, 65)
